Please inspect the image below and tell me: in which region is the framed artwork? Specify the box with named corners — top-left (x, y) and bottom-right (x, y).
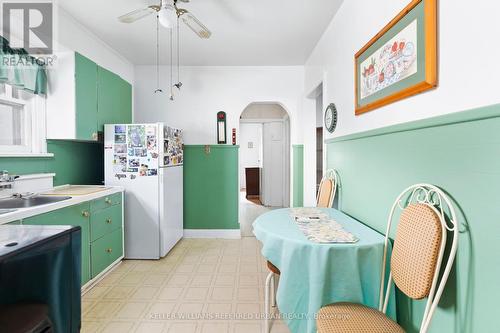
top-left (355, 0), bottom-right (437, 115)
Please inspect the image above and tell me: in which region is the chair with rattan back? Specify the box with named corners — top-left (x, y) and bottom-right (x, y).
top-left (316, 184), bottom-right (459, 333)
top-left (316, 169), bottom-right (338, 208)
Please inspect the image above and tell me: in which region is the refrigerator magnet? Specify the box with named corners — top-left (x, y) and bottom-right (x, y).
top-left (114, 125), bottom-right (126, 134)
top-left (115, 134), bottom-right (126, 143)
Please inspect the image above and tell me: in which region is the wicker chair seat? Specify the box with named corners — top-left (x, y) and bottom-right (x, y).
top-left (317, 302), bottom-right (404, 333)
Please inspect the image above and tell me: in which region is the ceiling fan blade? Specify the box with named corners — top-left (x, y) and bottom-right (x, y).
top-left (180, 11), bottom-right (212, 39)
top-left (118, 7), bottom-right (156, 23)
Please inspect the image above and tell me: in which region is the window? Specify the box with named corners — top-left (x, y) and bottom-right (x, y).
top-left (0, 84), bottom-right (47, 155)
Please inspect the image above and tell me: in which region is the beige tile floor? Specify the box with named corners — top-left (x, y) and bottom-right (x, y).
top-left (82, 237), bottom-right (290, 333)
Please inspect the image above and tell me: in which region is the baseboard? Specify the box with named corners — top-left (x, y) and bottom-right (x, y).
top-left (183, 229), bottom-right (241, 239)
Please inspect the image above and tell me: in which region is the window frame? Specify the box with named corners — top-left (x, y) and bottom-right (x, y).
top-left (0, 84), bottom-right (49, 156)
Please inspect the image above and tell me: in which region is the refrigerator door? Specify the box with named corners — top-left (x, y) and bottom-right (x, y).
top-left (159, 165), bottom-right (184, 257)
top-left (104, 124), bottom-right (162, 259)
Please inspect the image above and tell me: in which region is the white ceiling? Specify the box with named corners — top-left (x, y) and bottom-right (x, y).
top-left (58, 0), bottom-right (343, 66)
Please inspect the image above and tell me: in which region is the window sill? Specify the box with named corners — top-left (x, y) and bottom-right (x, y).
top-left (0, 153), bottom-right (54, 158)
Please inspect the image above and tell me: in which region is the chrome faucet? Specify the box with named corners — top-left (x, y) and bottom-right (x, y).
top-left (0, 170), bottom-right (18, 189)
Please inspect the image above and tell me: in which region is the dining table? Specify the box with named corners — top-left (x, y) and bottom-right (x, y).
top-left (253, 208), bottom-right (396, 333)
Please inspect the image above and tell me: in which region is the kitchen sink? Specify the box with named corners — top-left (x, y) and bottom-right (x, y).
top-left (0, 196), bottom-right (72, 209)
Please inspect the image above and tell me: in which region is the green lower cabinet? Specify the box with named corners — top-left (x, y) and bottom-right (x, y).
top-left (90, 227), bottom-right (123, 277)
top-left (6, 220), bottom-right (21, 225)
top-left (22, 203), bottom-right (91, 285)
top-left (90, 192), bottom-right (122, 212)
top-left (90, 204), bottom-right (122, 242)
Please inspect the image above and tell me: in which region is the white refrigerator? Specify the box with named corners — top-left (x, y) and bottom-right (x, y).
top-left (104, 123), bottom-right (183, 259)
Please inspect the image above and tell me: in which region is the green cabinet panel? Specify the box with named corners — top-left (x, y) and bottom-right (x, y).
top-left (90, 227), bottom-right (123, 277)
top-left (75, 53), bottom-right (98, 141)
top-left (292, 145), bottom-right (304, 207)
top-left (97, 67), bottom-right (132, 132)
top-left (22, 203), bottom-right (92, 285)
top-left (90, 204), bottom-right (122, 242)
top-left (90, 192), bottom-right (122, 212)
top-left (6, 220), bottom-right (21, 225)
top-left (184, 145), bottom-right (239, 229)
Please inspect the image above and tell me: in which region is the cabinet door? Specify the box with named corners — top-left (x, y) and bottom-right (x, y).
top-left (97, 67), bottom-right (132, 132)
top-left (23, 203), bottom-right (92, 285)
top-left (91, 227), bottom-right (123, 277)
top-left (75, 53), bottom-right (98, 141)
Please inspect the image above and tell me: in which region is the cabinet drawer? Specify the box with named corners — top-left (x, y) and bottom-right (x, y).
top-left (90, 193), bottom-right (122, 212)
top-left (90, 204), bottom-right (122, 242)
top-left (91, 227), bottom-right (123, 277)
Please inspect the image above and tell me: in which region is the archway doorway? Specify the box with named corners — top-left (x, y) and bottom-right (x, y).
top-left (238, 102), bottom-right (291, 236)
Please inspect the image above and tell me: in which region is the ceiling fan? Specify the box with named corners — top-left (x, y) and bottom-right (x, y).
top-left (118, 0), bottom-right (211, 39)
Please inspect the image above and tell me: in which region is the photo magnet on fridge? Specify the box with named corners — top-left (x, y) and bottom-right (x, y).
top-left (129, 159), bottom-right (140, 168)
top-left (128, 126), bottom-right (146, 147)
top-left (114, 144), bottom-right (127, 154)
top-left (147, 135), bottom-right (157, 150)
top-left (114, 125), bottom-right (126, 134)
top-left (139, 164), bottom-right (148, 176)
top-left (115, 134), bottom-right (126, 143)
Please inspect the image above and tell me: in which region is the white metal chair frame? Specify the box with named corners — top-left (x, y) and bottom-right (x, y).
top-left (264, 169), bottom-right (340, 332)
top-left (316, 169), bottom-right (339, 208)
top-left (379, 184), bottom-right (459, 333)
top-left (264, 269), bottom-right (277, 333)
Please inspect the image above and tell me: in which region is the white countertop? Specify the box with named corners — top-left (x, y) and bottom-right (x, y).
top-left (0, 185), bottom-right (124, 225)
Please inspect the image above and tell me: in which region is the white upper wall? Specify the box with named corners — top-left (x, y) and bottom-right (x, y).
top-left (56, 6), bottom-right (134, 83)
top-left (133, 66), bottom-right (304, 145)
top-left (305, 0), bottom-right (500, 139)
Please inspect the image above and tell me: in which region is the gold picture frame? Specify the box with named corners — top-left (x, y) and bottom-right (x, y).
top-left (355, 0), bottom-right (437, 115)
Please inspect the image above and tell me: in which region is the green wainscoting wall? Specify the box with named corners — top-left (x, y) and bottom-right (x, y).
top-left (292, 145), bottom-right (304, 207)
top-left (0, 140), bottom-right (103, 186)
top-left (326, 103), bottom-right (500, 333)
top-left (183, 145), bottom-right (239, 230)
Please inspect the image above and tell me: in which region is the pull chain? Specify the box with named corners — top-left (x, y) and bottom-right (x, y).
top-left (169, 26), bottom-right (174, 100)
top-left (154, 15), bottom-right (162, 93)
top-left (176, 16), bottom-right (182, 89)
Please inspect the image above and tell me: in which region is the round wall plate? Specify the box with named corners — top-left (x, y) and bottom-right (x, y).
top-left (324, 103), bottom-right (338, 133)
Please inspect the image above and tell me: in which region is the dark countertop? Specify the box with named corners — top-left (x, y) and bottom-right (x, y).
top-left (0, 225), bottom-right (80, 261)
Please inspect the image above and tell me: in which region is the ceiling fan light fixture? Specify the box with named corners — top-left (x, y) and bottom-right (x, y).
top-left (158, 4), bottom-right (177, 28)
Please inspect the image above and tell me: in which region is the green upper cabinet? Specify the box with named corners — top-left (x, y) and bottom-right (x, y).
top-left (46, 51), bottom-right (132, 141)
top-left (75, 53), bottom-right (98, 141)
top-left (97, 66), bottom-right (132, 132)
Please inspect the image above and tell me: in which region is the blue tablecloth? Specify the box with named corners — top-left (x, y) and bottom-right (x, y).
top-left (253, 208), bottom-right (396, 333)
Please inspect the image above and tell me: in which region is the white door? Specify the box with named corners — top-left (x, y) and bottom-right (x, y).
top-left (262, 122), bottom-right (285, 207)
top-left (239, 123), bottom-right (263, 187)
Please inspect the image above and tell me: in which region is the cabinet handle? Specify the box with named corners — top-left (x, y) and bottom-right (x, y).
top-left (106, 248), bottom-right (113, 253)
top-left (105, 198), bottom-right (111, 204)
top-left (82, 211), bottom-right (90, 217)
top-left (106, 218), bottom-right (112, 224)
